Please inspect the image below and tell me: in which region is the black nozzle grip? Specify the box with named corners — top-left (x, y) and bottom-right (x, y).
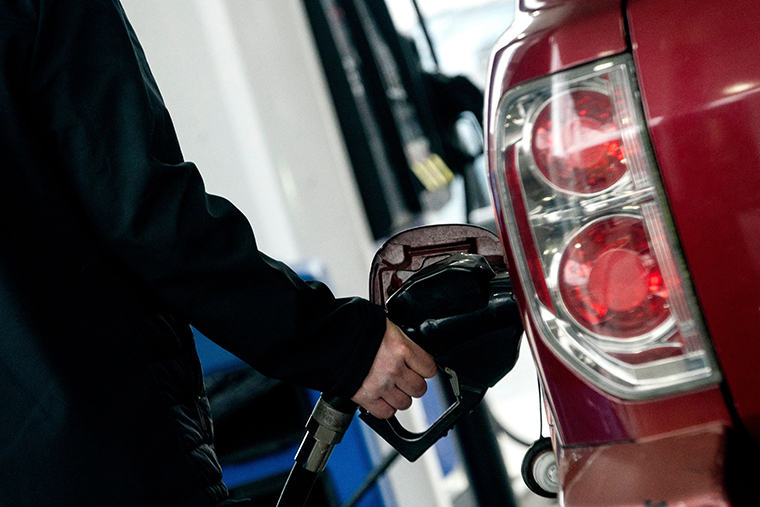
top-left (401, 291), bottom-right (519, 356)
top-left (358, 381), bottom-right (486, 461)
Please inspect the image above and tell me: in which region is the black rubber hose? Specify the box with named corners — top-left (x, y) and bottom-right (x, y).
top-left (275, 464), bottom-right (320, 507)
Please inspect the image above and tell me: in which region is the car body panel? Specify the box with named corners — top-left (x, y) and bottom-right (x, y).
top-left (560, 423), bottom-right (731, 506)
top-left (481, 0), bottom-right (760, 503)
top-left (486, 0), bottom-right (735, 448)
top-left (627, 0), bottom-right (760, 442)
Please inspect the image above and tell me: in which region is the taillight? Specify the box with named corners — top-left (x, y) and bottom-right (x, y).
top-left (558, 215), bottom-right (670, 339)
top-left (488, 55), bottom-right (720, 399)
top-left (531, 90), bottom-right (626, 194)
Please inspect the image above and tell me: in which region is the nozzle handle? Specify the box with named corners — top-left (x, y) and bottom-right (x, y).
top-left (358, 368), bottom-right (486, 461)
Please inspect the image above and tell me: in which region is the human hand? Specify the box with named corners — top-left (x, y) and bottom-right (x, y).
top-left (351, 318), bottom-right (437, 419)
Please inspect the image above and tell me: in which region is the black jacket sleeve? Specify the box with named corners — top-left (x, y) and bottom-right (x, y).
top-left (26, 0), bottom-right (386, 398)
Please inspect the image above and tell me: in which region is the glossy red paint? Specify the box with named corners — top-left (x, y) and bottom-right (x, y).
top-left (628, 0), bottom-right (760, 441)
top-left (485, 0), bottom-right (626, 126)
top-left (560, 424), bottom-right (731, 506)
top-left (485, 0), bottom-right (737, 448)
top-left (482, 0), bottom-right (760, 503)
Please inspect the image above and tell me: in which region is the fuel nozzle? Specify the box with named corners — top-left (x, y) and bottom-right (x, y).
top-left (360, 252), bottom-right (523, 461)
top-left (277, 225), bottom-right (523, 507)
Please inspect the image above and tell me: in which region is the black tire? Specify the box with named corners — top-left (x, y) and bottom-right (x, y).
top-left (521, 437), bottom-right (559, 498)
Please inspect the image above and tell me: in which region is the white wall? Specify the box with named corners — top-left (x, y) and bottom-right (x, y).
top-left (120, 0), bottom-right (376, 298)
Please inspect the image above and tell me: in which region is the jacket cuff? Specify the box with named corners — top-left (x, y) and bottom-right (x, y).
top-left (325, 302), bottom-right (387, 399)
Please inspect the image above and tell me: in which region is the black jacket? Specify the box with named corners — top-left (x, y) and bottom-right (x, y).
top-left (0, 0), bottom-right (386, 505)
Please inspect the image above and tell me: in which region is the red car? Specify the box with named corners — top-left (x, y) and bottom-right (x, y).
top-left (480, 0), bottom-right (760, 504)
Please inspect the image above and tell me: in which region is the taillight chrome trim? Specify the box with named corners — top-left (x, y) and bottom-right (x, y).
top-left (488, 54), bottom-right (722, 400)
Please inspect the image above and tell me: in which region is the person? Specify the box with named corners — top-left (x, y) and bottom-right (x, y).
top-left (0, 0), bottom-right (436, 505)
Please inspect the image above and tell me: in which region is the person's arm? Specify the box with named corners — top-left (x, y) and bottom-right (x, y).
top-left (25, 0), bottom-right (433, 404)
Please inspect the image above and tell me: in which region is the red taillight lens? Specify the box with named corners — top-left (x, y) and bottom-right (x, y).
top-left (531, 90), bottom-right (626, 194)
top-left (558, 216), bottom-right (669, 338)
top-left (487, 55), bottom-right (720, 399)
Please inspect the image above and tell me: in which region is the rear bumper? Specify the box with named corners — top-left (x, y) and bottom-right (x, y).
top-left (559, 423), bottom-right (732, 506)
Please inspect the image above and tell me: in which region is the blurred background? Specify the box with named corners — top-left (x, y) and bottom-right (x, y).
top-left (120, 1), bottom-right (555, 506)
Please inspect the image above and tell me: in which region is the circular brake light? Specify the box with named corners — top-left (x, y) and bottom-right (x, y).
top-left (531, 90), bottom-right (626, 194)
top-left (558, 216), bottom-right (670, 338)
